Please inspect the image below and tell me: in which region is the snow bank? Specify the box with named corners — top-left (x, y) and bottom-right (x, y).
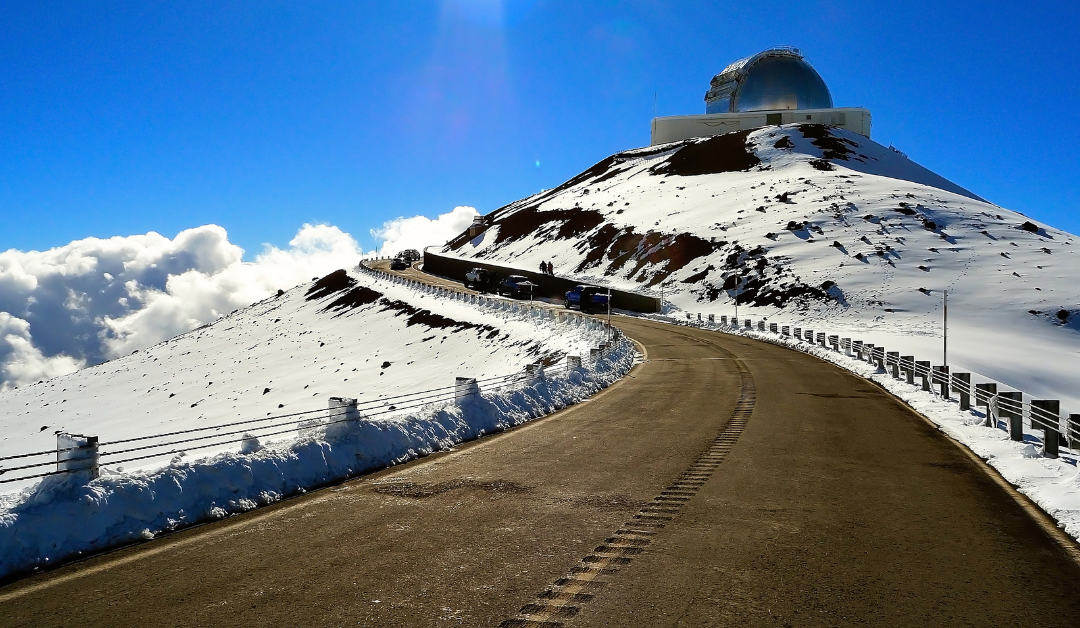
top-left (0, 326), bottom-right (634, 581)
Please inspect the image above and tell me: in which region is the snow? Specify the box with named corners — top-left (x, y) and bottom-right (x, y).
top-left (439, 123), bottom-right (1080, 410)
top-left (649, 314), bottom-right (1080, 544)
top-left (0, 267), bottom-right (633, 580)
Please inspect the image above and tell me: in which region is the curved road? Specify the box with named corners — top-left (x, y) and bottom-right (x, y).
top-left (2, 312), bottom-right (1079, 626)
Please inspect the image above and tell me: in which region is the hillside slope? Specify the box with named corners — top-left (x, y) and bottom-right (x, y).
top-left (440, 124), bottom-right (1080, 406)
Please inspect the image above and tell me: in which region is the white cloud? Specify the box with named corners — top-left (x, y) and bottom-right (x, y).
top-left (0, 208), bottom-right (477, 389)
top-left (371, 206), bottom-right (478, 257)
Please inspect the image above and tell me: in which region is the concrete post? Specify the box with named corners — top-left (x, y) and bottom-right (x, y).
top-left (770, 323), bottom-right (778, 333)
top-left (590, 348), bottom-right (601, 362)
top-left (933, 365), bottom-right (950, 399)
top-left (975, 382), bottom-right (998, 427)
top-left (997, 391), bottom-right (1024, 441)
top-left (872, 347), bottom-right (885, 371)
top-left (829, 335), bottom-right (839, 351)
top-left (843, 338), bottom-right (852, 356)
top-left (952, 372), bottom-right (971, 411)
top-left (1030, 400), bottom-right (1060, 458)
top-left (455, 377), bottom-right (479, 404)
top-left (853, 340), bottom-right (864, 360)
top-left (567, 355), bottom-right (582, 370)
top-left (720, 315), bottom-right (727, 325)
top-left (697, 313), bottom-right (702, 322)
top-left (782, 326), bottom-right (791, 337)
top-left (708, 314), bottom-right (715, 323)
top-left (1069, 414), bottom-right (1080, 452)
top-left (886, 352), bottom-right (900, 378)
top-left (325, 397), bottom-right (362, 439)
top-left (915, 360), bottom-right (931, 391)
top-left (794, 327), bottom-right (802, 340)
top-left (744, 319), bottom-right (751, 329)
top-left (863, 343), bottom-right (875, 363)
top-left (525, 362), bottom-right (544, 382)
top-left (56, 433), bottom-right (99, 479)
top-left (758, 320), bottom-right (765, 331)
top-left (816, 332), bottom-right (826, 347)
top-left (900, 356), bottom-right (914, 384)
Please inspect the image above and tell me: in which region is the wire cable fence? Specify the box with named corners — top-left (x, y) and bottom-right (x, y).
top-left (0, 265), bottom-right (623, 488)
top-left (675, 312), bottom-right (1079, 459)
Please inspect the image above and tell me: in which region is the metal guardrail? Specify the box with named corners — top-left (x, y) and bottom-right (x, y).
top-left (1, 265), bottom-right (626, 486)
top-left (682, 312), bottom-right (1079, 459)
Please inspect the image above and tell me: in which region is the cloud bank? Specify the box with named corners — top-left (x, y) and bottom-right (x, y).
top-left (0, 206), bottom-right (477, 389)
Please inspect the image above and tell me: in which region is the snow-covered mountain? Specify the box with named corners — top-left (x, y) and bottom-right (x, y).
top-left (0, 268), bottom-right (608, 478)
top-left (439, 124), bottom-right (1080, 406)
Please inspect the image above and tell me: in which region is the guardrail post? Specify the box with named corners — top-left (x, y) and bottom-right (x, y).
top-left (803, 329), bottom-right (812, 343)
top-left (794, 326), bottom-right (802, 340)
top-left (782, 325), bottom-right (791, 337)
top-left (720, 315), bottom-right (727, 325)
top-left (567, 355), bottom-right (582, 370)
top-left (886, 352), bottom-right (899, 378)
top-left (952, 372), bottom-right (971, 410)
top-left (1069, 414), bottom-right (1080, 451)
top-left (975, 383), bottom-right (998, 426)
top-left (999, 391), bottom-right (1024, 441)
top-left (933, 366), bottom-right (950, 399)
top-left (871, 347), bottom-right (885, 371)
top-left (842, 338), bottom-right (851, 356)
top-left (57, 433), bottom-right (99, 479)
top-left (590, 347), bottom-right (601, 362)
top-left (455, 377), bottom-right (480, 404)
top-left (1030, 400), bottom-right (1060, 457)
top-left (816, 332), bottom-right (825, 347)
top-left (758, 320), bottom-right (765, 331)
top-left (864, 343), bottom-right (875, 363)
top-left (900, 356), bottom-right (914, 384)
top-left (915, 360), bottom-right (931, 391)
top-left (829, 335), bottom-right (839, 351)
top-left (325, 397), bottom-right (361, 439)
top-left (744, 319), bottom-right (751, 329)
top-left (526, 362), bottom-right (544, 382)
top-left (708, 314), bottom-right (715, 323)
top-left (769, 323), bottom-right (778, 333)
top-left (853, 340), bottom-right (863, 360)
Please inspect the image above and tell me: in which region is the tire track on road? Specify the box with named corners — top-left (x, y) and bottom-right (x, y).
top-left (500, 329), bottom-right (756, 627)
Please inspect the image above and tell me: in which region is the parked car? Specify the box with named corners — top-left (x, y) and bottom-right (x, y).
top-left (464, 267), bottom-right (496, 292)
top-left (498, 275), bottom-right (537, 299)
top-left (389, 257), bottom-right (408, 271)
top-left (565, 285), bottom-right (610, 313)
top-left (400, 249), bottom-right (422, 263)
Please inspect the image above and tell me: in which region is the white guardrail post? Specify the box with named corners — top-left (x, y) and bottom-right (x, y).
top-left (57, 433), bottom-right (99, 479)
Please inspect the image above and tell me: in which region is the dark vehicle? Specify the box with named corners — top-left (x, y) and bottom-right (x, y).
top-left (565, 285), bottom-right (610, 313)
top-left (400, 249), bottom-right (422, 263)
top-left (389, 257), bottom-right (408, 271)
top-left (465, 267), bottom-right (496, 292)
top-left (498, 275), bottom-right (536, 299)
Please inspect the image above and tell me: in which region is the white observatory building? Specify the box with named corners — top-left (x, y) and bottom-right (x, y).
top-left (650, 47), bottom-right (871, 145)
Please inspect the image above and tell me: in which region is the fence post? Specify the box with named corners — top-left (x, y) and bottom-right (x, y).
top-left (999, 391), bottom-right (1024, 441)
top-left (1030, 400), bottom-right (1060, 458)
top-left (455, 377), bottom-right (479, 404)
top-left (933, 366), bottom-right (950, 399)
top-left (57, 433), bottom-right (99, 479)
top-left (952, 372), bottom-right (971, 411)
top-left (975, 383), bottom-right (998, 426)
top-left (915, 361), bottom-right (931, 391)
top-left (886, 352), bottom-right (899, 378)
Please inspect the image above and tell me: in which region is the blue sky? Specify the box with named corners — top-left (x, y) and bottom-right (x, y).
top-left (2, 0), bottom-right (1078, 257)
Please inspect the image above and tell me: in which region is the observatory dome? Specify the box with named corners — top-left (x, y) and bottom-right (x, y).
top-left (705, 47), bottom-right (833, 114)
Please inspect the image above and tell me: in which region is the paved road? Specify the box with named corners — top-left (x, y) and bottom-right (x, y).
top-left (3, 315), bottom-right (1079, 626)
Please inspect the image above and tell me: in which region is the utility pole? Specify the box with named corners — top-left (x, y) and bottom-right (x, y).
top-left (943, 289), bottom-right (948, 365)
top-left (607, 288), bottom-right (612, 326)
